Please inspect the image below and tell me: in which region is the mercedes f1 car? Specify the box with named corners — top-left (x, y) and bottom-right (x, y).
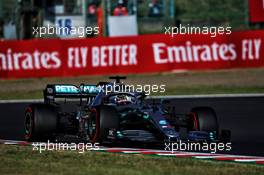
top-left (24, 76), bottom-right (227, 144)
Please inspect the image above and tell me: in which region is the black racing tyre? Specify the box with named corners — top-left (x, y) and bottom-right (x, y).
top-left (191, 107), bottom-right (218, 132)
top-left (88, 106), bottom-right (118, 143)
top-left (24, 104), bottom-right (58, 141)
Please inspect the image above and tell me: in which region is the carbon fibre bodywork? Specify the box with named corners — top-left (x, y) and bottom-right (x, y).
top-left (24, 77), bottom-right (220, 143)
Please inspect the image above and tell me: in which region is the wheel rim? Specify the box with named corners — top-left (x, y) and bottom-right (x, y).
top-left (24, 108), bottom-right (33, 139)
top-left (88, 109), bottom-right (99, 142)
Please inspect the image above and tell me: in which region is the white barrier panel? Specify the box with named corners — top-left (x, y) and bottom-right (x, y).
top-left (108, 15), bottom-right (138, 37)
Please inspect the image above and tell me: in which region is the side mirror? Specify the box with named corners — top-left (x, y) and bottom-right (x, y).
top-left (161, 99), bottom-right (171, 113)
top-left (137, 92), bottom-right (147, 100)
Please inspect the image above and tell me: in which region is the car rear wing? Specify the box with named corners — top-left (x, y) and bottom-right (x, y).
top-left (43, 84), bottom-right (100, 104)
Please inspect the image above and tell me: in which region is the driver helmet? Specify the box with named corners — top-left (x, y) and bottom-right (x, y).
top-left (110, 94), bottom-right (135, 105)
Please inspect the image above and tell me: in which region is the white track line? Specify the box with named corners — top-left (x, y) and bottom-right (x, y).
top-left (234, 159), bottom-right (264, 162)
top-left (1, 93), bottom-right (264, 103)
top-left (0, 99), bottom-right (43, 103)
top-left (150, 93), bottom-right (264, 99)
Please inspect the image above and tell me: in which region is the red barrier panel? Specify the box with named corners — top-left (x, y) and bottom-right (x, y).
top-left (249, 0), bottom-right (264, 23)
top-left (0, 30), bottom-right (264, 79)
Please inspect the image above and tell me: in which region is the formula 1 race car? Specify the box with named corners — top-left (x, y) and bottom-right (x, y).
top-left (24, 76), bottom-right (227, 144)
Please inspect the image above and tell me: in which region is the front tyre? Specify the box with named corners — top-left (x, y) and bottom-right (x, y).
top-left (191, 107), bottom-right (218, 132)
top-left (88, 106), bottom-right (118, 143)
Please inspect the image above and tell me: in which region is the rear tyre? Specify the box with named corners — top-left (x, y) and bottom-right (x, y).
top-left (191, 107), bottom-right (218, 132)
top-left (24, 104), bottom-right (58, 141)
top-left (88, 106), bottom-right (118, 143)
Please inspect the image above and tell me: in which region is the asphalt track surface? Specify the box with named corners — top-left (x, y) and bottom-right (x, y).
top-left (0, 95), bottom-right (263, 156)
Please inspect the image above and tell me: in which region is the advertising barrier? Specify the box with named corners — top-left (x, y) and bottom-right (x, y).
top-left (249, 0), bottom-right (264, 23)
top-left (0, 30), bottom-right (264, 79)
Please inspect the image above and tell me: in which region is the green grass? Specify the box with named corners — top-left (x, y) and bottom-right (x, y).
top-left (0, 144), bottom-right (263, 175)
top-left (1, 68), bottom-right (264, 99)
top-left (0, 90), bottom-right (42, 100)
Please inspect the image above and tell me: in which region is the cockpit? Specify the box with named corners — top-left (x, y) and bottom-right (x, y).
top-left (107, 93), bottom-right (137, 105)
